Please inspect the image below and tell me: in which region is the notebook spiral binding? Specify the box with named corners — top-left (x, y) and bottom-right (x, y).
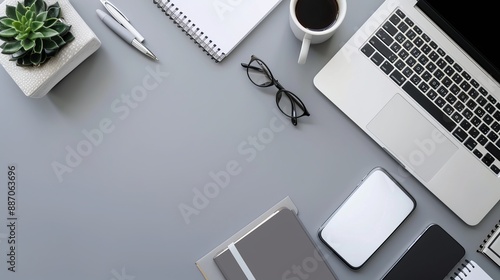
top-left (450, 259), bottom-right (474, 280)
top-left (153, 0), bottom-right (226, 62)
top-left (478, 219), bottom-right (500, 252)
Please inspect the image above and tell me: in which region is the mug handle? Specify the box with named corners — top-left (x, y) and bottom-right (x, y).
top-left (298, 33), bottom-right (311, 64)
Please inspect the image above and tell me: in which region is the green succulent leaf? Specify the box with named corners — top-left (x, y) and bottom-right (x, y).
top-left (44, 47), bottom-right (57, 57)
top-left (10, 48), bottom-right (28, 59)
top-left (5, 5), bottom-right (17, 20)
top-left (43, 18), bottom-right (58, 27)
top-left (51, 21), bottom-right (69, 35)
top-left (16, 10), bottom-right (23, 22)
top-left (62, 31), bottom-right (74, 43)
top-left (16, 3), bottom-right (27, 18)
top-left (42, 38), bottom-right (57, 49)
top-left (12, 21), bottom-right (23, 31)
top-left (30, 20), bottom-right (43, 31)
top-left (1, 41), bottom-right (23, 54)
top-left (0, 16), bottom-right (8, 29)
top-left (25, 10), bottom-right (34, 21)
top-left (38, 26), bottom-right (58, 37)
top-left (24, 0), bottom-right (36, 7)
top-left (30, 52), bottom-right (41, 65)
top-left (0, 27), bottom-right (17, 37)
top-left (47, 4), bottom-right (60, 19)
top-left (33, 37), bottom-right (42, 53)
top-left (0, 35), bottom-right (16, 42)
top-left (17, 55), bottom-right (31, 66)
top-left (21, 38), bottom-right (35, 50)
top-left (35, 11), bottom-right (47, 22)
top-left (50, 34), bottom-right (65, 46)
top-left (0, 17), bottom-right (15, 28)
top-left (28, 31), bottom-right (44, 40)
top-left (15, 32), bottom-right (28, 41)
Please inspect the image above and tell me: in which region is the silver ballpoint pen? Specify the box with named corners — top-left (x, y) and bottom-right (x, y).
top-left (100, 0), bottom-right (145, 42)
top-left (96, 9), bottom-right (158, 60)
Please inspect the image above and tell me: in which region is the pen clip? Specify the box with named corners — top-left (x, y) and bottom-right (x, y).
top-left (101, 0), bottom-right (129, 22)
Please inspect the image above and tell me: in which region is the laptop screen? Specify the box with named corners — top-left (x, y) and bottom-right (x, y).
top-left (417, 0), bottom-right (500, 84)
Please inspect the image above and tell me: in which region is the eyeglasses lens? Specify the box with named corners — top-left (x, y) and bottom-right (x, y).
top-left (276, 91), bottom-right (306, 117)
top-left (247, 59), bottom-right (273, 87)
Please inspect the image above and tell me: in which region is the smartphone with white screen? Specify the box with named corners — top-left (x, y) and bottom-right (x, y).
top-left (318, 167), bottom-right (416, 269)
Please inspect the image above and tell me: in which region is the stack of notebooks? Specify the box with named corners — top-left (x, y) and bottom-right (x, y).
top-left (196, 197), bottom-right (338, 280)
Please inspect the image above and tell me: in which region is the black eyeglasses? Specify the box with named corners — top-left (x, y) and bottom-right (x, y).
top-left (241, 55), bottom-right (310, 126)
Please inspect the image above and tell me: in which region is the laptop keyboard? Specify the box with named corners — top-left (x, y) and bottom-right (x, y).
top-left (361, 8), bottom-right (500, 176)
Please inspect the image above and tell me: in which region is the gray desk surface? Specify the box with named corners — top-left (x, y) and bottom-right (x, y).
top-left (0, 0), bottom-right (499, 279)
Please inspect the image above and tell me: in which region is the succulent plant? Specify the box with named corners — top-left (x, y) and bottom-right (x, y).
top-left (0, 0), bottom-right (75, 67)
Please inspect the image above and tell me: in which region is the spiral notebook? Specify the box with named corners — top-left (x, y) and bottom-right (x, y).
top-left (478, 220), bottom-right (500, 267)
top-left (152, 0), bottom-right (283, 62)
top-left (449, 260), bottom-right (493, 280)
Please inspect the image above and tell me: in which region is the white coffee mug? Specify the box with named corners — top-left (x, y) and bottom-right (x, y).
top-left (289, 0), bottom-right (347, 64)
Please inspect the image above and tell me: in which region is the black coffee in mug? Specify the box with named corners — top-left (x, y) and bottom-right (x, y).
top-left (295, 0), bottom-right (339, 31)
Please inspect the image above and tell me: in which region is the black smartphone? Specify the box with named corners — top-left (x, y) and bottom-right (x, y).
top-left (382, 224), bottom-right (465, 280)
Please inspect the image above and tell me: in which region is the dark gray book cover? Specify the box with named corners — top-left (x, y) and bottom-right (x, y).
top-left (213, 208), bottom-right (337, 280)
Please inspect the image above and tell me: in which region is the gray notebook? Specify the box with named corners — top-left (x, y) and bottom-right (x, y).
top-left (213, 207), bottom-right (337, 280)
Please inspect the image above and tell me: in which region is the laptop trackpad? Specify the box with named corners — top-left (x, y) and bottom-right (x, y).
top-left (367, 94), bottom-right (458, 182)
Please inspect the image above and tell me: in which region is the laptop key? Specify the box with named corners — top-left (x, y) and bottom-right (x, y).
top-left (369, 37), bottom-right (397, 62)
top-left (464, 138), bottom-right (477, 150)
top-left (452, 112), bottom-right (463, 123)
top-left (361, 44), bottom-right (375, 57)
top-left (487, 131), bottom-right (499, 142)
top-left (402, 67), bottom-right (413, 77)
top-left (395, 9), bottom-right (405, 19)
top-left (460, 119), bottom-right (471, 130)
top-left (479, 87), bottom-right (488, 96)
top-left (492, 122), bottom-right (500, 132)
top-left (371, 52), bottom-right (384, 66)
top-left (473, 149), bottom-right (483, 159)
top-left (394, 33), bottom-right (405, 43)
top-left (453, 127), bottom-right (468, 142)
top-left (383, 21), bottom-right (398, 36)
top-left (422, 33), bottom-right (431, 42)
top-left (435, 97), bottom-right (446, 108)
top-left (454, 101), bottom-right (465, 112)
top-left (491, 165), bottom-right (500, 175)
top-left (398, 22), bottom-right (409, 33)
top-left (478, 135), bottom-right (488, 146)
top-left (485, 103), bottom-right (496, 115)
top-left (402, 82), bottom-right (456, 132)
top-left (376, 29), bottom-right (394, 46)
top-left (380, 61), bottom-right (394, 74)
top-left (470, 127), bottom-right (480, 138)
top-left (389, 14), bottom-right (401, 25)
top-left (482, 153), bottom-right (495, 166)
top-left (395, 59), bottom-right (405, 70)
top-left (390, 70), bottom-right (406, 86)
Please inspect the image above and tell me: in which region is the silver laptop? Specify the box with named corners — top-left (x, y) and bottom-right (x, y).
top-left (314, 0), bottom-right (500, 226)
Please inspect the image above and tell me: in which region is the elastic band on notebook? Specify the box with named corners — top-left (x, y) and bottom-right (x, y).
top-left (228, 242), bottom-right (256, 280)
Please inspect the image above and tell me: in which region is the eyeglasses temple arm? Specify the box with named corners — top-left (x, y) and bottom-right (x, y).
top-left (240, 63), bottom-right (263, 72)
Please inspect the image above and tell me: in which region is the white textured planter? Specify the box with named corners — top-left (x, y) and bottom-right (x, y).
top-left (0, 0), bottom-right (101, 98)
